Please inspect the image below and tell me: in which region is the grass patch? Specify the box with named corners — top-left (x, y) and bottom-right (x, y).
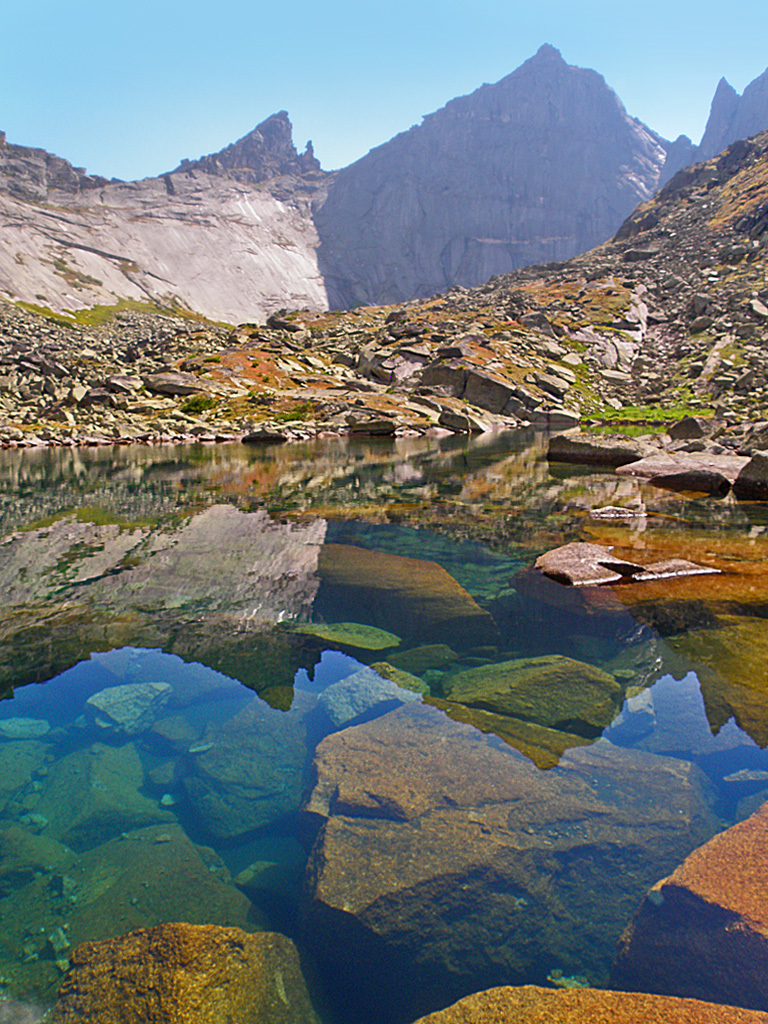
top-left (180, 394), bottom-right (217, 414)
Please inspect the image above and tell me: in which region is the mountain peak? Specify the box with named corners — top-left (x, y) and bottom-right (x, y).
top-left (532, 43), bottom-right (565, 62)
top-left (172, 110), bottom-right (322, 184)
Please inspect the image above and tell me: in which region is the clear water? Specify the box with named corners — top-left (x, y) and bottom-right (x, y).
top-left (2, 433), bottom-right (768, 1022)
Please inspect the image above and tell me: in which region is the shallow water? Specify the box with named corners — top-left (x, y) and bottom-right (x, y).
top-left (2, 432), bottom-right (768, 1021)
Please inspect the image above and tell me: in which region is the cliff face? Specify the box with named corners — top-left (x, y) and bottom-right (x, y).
top-left (698, 68), bottom-right (768, 160)
top-left (314, 45), bottom-right (678, 308)
top-left (0, 116), bottom-right (328, 323)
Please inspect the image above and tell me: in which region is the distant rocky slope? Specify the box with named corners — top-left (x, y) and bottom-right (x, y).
top-left (315, 45), bottom-right (683, 308)
top-left (1, 129), bottom-right (767, 450)
top-left (1, 49), bottom-right (768, 327)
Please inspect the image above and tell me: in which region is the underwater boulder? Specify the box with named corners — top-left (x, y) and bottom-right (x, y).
top-left (34, 743), bottom-right (172, 851)
top-left (442, 654), bottom-right (623, 737)
top-left (0, 824), bottom-right (259, 1003)
top-left (86, 681), bottom-right (172, 735)
top-left (317, 667), bottom-right (421, 727)
top-left (182, 696), bottom-right (308, 840)
top-left (315, 544), bottom-right (498, 649)
top-left (300, 703), bottom-right (718, 1024)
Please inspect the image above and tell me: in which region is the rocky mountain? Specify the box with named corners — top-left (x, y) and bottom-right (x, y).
top-left (315, 45), bottom-right (682, 308)
top-left (0, 116), bottom-right (327, 324)
top-left (1, 129), bottom-right (767, 452)
top-left (699, 67), bottom-right (768, 161)
top-left (171, 110), bottom-right (323, 184)
top-left (1, 49), bottom-right (768, 327)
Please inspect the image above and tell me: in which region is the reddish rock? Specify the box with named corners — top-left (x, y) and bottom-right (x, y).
top-left (411, 985), bottom-right (768, 1023)
top-left (51, 923), bottom-right (320, 1024)
top-left (613, 801), bottom-right (768, 1011)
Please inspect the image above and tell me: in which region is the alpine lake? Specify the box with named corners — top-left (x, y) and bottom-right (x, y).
top-left (2, 428), bottom-right (768, 1023)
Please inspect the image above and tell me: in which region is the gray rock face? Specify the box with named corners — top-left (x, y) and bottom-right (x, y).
top-left (699, 68), bottom-right (768, 161)
top-left (172, 110), bottom-right (321, 183)
top-left (315, 45), bottom-right (675, 307)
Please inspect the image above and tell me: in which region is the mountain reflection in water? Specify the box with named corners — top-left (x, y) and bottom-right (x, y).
top-left (2, 432), bottom-right (768, 1023)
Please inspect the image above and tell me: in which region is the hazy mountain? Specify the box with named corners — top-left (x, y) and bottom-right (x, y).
top-left (314, 45), bottom-right (683, 307)
top-left (699, 67), bottom-right (768, 160)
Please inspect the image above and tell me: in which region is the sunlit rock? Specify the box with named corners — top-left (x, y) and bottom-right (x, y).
top-left (50, 922), bottom-right (321, 1024)
top-left (300, 703), bottom-right (718, 1022)
top-left (410, 985), bottom-right (768, 1023)
top-left (613, 800), bottom-right (768, 1011)
top-left (442, 654), bottom-right (622, 737)
top-left (0, 825), bottom-right (261, 1004)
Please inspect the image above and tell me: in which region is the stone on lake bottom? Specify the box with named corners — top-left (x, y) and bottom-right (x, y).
top-left (0, 717), bottom-right (50, 740)
top-left (86, 681), bottom-right (172, 734)
top-left (317, 667), bottom-right (421, 727)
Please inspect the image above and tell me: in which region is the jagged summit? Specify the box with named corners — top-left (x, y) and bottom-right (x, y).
top-left (172, 110), bottom-right (322, 184)
top-left (315, 46), bottom-right (678, 308)
top-left (529, 43), bottom-right (566, 63)
top-left (698, 66), bottom-right (768, 160)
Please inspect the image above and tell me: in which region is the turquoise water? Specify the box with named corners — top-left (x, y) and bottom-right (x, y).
top-left (2, 433), bottom-right (768, 1022)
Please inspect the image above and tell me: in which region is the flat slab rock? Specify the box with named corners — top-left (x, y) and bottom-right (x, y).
top-left (548, 433), bottom-right (657, 467)
top-left (616, 453), bottom-right (748, 487)
top-left (535, 542), bottom-right (718, 587)
top-left (613, 799), bottom-right (768, 1012)
top-left (411, 985), bottom-right (768, 1023)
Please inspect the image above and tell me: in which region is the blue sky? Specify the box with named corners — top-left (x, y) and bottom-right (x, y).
top-left (2, 0), bottom-right (767, 180)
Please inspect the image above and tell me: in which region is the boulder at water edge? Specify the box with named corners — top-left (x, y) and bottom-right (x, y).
top-left (613, 799), bottom-right (768, 1011)
top-left (409, 985), bottom-right (768, 1023)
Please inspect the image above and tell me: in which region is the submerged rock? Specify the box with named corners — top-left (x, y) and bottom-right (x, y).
top-left (0, 718), bottom-right (50, 740)
top-left (442, 654), bottom-right (622, 737)
top-left (670, 616), bottom-right (768, 747)
top-left (288, 621), bottom-right (401, 652)
top-left (300, 702), bottom-right (718, 1023)
top-left (0, 824), bottom-right (258, 1003)
top-left (86, 681), bottom-right (173, 735)
top-left (613, 800), bottom-right (768, 1011)
top-left (182, 697), bottom-right (308, 839)
top-left (411, 985), bottom-right (768, 1023)
top-left (317, 667), bottom-right (421, 727)
top-left (0, 741), bottom-right (49, 814)
top-left (315, 543), bottom-right (498, 649)
top-left (51, 923), bottom-right (319, 1023)
top-left (35, 743), bottom-right (172, 850)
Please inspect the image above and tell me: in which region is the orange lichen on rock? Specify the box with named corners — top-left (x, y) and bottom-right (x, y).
top-left (613, 801), bottom-right (768, 1011)
top-left (411, 985), bottom-right (768, 1023)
